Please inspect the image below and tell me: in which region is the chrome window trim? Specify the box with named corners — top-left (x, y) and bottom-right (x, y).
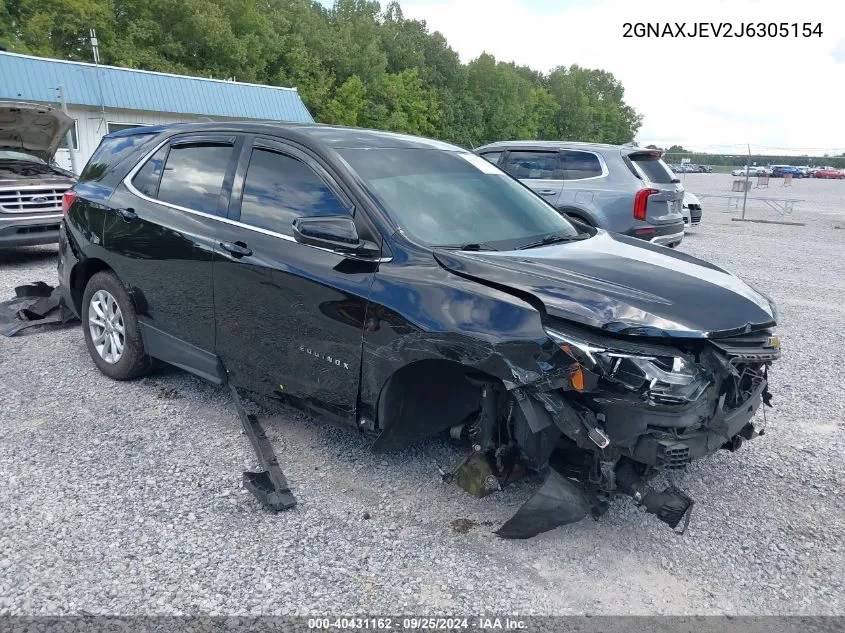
top-left (558, 149), bottom-right (609, 182)
top-left (122, 137), bottom-right (391, 262)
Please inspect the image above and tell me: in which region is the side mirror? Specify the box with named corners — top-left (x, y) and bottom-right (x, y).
top-left (292, 216), bottom-right (380, 259)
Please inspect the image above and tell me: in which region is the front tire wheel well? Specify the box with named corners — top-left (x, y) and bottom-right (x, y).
top-left (374, 360), bottom-right (499, 451)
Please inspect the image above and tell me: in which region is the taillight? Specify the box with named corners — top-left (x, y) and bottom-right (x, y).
top-left (61, 190), bottom-right (77, 215)
top-left (633, 188), bottom-right (659, 221)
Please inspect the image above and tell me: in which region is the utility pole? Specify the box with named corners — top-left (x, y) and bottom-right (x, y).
top-left (742, 143), bottom-right (750, 220)
top-left (90, 28), bottom-right (107, 133)
top-left (57, 85), bottom-right (79, 175)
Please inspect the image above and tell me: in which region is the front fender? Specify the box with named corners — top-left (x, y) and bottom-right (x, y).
top-left (357, 263), bottom-right (568, 441)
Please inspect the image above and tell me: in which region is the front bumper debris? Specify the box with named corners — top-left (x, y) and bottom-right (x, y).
top-left (495, 469), bottom-right (589, 539)
top-left (446, 330), bottom-right (777, 539)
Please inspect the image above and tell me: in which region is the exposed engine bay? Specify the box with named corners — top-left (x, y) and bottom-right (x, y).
top-left (0, 160), bottom-right (73, 180)
top-left (439, 321), bottom-right (780, 539)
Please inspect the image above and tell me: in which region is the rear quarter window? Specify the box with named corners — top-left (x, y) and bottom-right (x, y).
top-left (628, 154), bottom-right (678, 184)
top-left (79, 133), bottom-right (157, 186)
top-left (560, 150), bottom-right (603, 180)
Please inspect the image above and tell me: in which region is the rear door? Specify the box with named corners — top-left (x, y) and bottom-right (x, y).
top-left (212, 137), bottom-right (378, 424)
top-left (106, 133), bottom-right (240, 363)
top-left (625, 151), bottom-right (684, 225)
top-left (501, 150), bottom-right (563, 206)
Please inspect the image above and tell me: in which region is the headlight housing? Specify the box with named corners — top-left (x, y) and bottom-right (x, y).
top-left (546, 327), bottom-right (712, 405)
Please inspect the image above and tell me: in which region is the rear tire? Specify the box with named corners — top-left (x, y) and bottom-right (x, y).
top-left (82, 271), bottom-right (152, 380)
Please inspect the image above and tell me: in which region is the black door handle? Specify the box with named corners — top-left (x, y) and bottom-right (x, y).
top-left (220, 241), bottom-right (253, 258)
top-left (116, 207), bottom-right (137, 221)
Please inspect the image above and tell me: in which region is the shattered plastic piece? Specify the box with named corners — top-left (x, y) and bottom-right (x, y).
top-left (0, 282), bottom-right (78, 336)
top-left (641, 486), bottom-right (695, 534)
top-left (495, 468), bottom-right (589, 539)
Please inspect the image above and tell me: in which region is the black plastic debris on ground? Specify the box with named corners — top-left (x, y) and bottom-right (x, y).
top-left (0, 282), bottom-right (78, 336)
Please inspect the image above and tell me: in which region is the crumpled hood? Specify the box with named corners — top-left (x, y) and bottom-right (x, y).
top-left (0, 101), bottom-right (73, 161)
top-left (433, 231), bottom-right (776, 339)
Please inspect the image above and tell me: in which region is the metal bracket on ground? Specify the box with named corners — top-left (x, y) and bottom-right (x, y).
top-left (228, 381), bottom-right (297, 511)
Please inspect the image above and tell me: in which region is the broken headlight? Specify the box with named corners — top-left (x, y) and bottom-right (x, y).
top-left (546, 327), bottom-right (712, 405)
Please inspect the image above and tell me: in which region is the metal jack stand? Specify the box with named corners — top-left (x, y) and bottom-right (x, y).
top-left (229, 382), bottom-right (297, 511)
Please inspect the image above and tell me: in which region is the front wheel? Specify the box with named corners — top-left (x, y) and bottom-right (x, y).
top-left (82, 271), bottom-right (152, 380)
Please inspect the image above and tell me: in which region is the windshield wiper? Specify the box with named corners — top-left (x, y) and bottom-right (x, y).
top-left (434, 242), bottom-right (498, 251)
top-left (460, 242), bottom-right (499, 251)
top-left (517, 233), bottom-right (585, 250)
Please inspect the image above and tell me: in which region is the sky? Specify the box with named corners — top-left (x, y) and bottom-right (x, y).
top-left (384, 0), bottom-right (845, 155)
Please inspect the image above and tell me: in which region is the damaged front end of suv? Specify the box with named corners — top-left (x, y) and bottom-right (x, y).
top-left (374, 235), bottom-right (784, 540)
top-left (489, 320), bottom-right (780, 538)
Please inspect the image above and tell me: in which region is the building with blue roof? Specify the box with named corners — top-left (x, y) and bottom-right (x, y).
top-left (0, 51), bottom-right (314, 173)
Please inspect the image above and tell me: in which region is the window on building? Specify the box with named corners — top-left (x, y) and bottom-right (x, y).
top-left (156, 142), bottom-right (234, 215)
top-left (559, 151), bottom-right (603, 180)
top-left (502, 151), bottom-right (559, 180)
top-left (107, 122), bottom-right (147, 134)
top-left (239, 148), bottom-right (349, 237)
top-left (57, 121), bottom-right (78, 150)
top-left (131, 146), bottom-right (168, 198)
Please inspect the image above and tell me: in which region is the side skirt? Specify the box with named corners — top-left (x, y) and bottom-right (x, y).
top-left (138, 322), bottom-right (226, 384)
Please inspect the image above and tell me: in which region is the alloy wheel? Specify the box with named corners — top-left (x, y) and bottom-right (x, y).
top-left (88, 289), bottom-right (125, 364)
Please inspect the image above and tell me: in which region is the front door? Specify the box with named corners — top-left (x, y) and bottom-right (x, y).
top-left (212, 138), bottom-right (377, 424)
top-left (501, 150), bottom-right (563, 206)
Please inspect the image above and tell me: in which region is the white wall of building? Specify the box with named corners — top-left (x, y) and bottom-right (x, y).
top-left (53, 104), bottom-right (246, 174)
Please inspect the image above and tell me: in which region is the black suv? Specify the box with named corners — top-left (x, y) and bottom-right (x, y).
top-left (60, 123), bottom-right (781, 538)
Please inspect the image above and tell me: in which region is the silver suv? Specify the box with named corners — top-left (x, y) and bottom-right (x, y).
top-left (0, 101), bottom-right (76, 247)
top-left (475, 141), bottom-right (685, 247)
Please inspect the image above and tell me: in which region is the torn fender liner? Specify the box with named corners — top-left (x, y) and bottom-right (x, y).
top-left (495, 468), bottom-right (589, 539)
top-left (0, 282), bottom-right (78, 337)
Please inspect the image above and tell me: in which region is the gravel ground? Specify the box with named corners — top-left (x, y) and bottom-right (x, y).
top-left (1, 202), bottom-right (843, 616)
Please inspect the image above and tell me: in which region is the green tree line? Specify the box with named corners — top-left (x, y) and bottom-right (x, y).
top-left (1, 0), bottom-right (642, 146)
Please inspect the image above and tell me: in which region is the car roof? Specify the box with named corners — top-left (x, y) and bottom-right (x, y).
top-left (476, 140), bottom-right (626, 153)
top-left (109, 121), bottom-right (464, 152)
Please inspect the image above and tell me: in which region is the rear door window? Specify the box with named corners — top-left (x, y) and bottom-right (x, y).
top-left (559, 150), bottom-right (603, 180)
top-left (502, 151), bottom-right (560, 180)
top-left (238, 148), bottom-right (349, 237)
top-left (156, 142), bottom-right (235, 215)
top-left (629, 153), bottom-right (678, 184)
top-left (479, 151), bottom-right (502, 165)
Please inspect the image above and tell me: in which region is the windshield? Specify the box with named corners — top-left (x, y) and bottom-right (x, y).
top-left (338, 148), bottom-right (578, 249)
top-left (0, 150), bottom-right (46, 164)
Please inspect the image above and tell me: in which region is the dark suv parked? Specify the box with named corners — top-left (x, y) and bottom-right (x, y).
top-left (60, 123), bottom-right (780, 538)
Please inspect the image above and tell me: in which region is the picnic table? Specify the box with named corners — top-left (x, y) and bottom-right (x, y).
top-left (696, 194), bottom-right (803, 216)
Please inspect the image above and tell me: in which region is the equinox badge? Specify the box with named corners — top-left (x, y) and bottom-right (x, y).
top-left (299, 344), bottom-right (350, 370)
